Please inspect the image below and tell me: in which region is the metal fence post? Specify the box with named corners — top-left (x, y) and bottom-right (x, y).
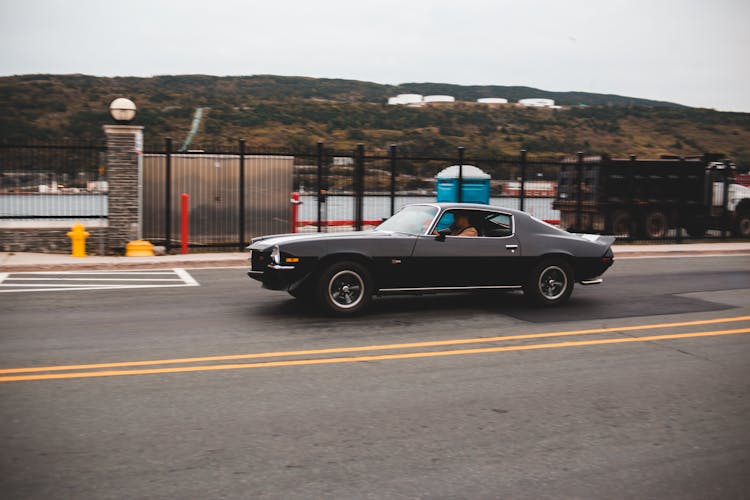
top-left (722, 170), bottom-right (730, 240)
top-left (165, 137), bottom-right (172, 252)
top-left (390, 144), bottom-right (397, 216)
top-left (575, 151), bottom-right (584, 232)
top-left (676, 157), bottom-right (684, 243)
top-left (355, 144), bottom-right (365, 231)
top-left (519, 149), bottom-right (527, 212)
top-left (317, 141), bottom-right (323, 233)
top-left (239, 138), bottom-right (246, 251)
top-left (457, 147), bottom-right (465, 203)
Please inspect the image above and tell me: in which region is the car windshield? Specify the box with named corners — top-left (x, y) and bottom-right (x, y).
top-left (376, 205), bottom-right (439, 235)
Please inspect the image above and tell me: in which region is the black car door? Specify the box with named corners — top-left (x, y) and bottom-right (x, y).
top-left (406, 232), bottom-right (523, 288)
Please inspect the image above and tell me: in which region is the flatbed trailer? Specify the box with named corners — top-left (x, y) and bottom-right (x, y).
top-left (553, 154), bottom-right (750, 239)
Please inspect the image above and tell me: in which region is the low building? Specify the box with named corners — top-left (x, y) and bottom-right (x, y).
top-left (424, 95), bottom-right (455, 105)
top-left (387, 94), bottom-right (424, 106)
top-left (477, 97), bottom-right (509, 106)
top-left (518, 98), bottom-right (555, 108)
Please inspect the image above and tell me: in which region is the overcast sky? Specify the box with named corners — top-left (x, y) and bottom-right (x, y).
top-left (1, 0), bottom-right (749, 112)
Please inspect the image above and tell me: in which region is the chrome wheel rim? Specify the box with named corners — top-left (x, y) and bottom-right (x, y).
top-left (538, 266), bottom-right (567, 301)
top-left (328, 270), bottom-right (364, 309)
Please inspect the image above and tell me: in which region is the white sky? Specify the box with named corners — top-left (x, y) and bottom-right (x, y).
top-left (1, 0), bottom-right (749, 112)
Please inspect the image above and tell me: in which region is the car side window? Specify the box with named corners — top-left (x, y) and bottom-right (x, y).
top-left (435, 210), bottom-right (482, 237)
top-left (435, 212), bottom-right (454, 232)
top-left (483, 213), bottom-right (513, 237)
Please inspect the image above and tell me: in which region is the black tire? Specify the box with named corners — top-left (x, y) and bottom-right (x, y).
top-left (316, 261), bottom-right (372, 315)
top-left (685, 216), bottom-right (706, 239)
top-left (643, 210), bottom-right (669, 239)
top-left (524, 259), bottom-right (574, 306)
top-left (610, 210), bottom-right (635, 239)
top-left (735, 211), bottom-right (750, 238)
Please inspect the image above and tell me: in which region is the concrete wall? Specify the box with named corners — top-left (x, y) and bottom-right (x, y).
top-left (0, 227), bottom-right (109, 253)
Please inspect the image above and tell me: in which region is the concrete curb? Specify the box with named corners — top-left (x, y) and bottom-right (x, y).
top-left (0, 259), bottom-right (249, 273)
top-left (613, 249), bottom-right (750, 259)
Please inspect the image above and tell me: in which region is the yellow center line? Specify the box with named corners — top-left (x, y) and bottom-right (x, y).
top-left (1, 327), bottom-right (749, 383)
top-left (1, 315), bottom-right (749, 376)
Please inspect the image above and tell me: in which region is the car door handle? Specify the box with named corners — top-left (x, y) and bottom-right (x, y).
top-left (505, 244), bottom-right (518, 253)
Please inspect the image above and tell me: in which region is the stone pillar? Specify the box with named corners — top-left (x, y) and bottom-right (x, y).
top-left (103, 125), bottom-right (144, 251)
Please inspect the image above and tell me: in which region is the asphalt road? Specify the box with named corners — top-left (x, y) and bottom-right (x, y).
top-left (1, 256), bottom-right (749, 499)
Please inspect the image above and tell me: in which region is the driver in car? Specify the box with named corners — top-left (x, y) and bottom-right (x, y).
top-left (433, 210), bottom-right (479, 237)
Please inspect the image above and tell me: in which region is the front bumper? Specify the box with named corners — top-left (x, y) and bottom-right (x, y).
top-left (247, 265), bottom-right (307, 291)
top-left (247, 249), bottom-right (313, 291)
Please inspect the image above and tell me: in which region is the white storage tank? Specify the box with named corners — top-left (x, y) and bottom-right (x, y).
top-left (396, 94), bottom-right (424, 105)
top-left (518, 98), bottom-right (555, 107)
top-left (477, 97), bottom-right (508, 104)
top-left (424, 95), bottom-right (455, 104)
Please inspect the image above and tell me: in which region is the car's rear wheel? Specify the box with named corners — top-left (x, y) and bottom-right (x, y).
top-left (524, 259), bottom-right (574, 306)
top-left (316, 261), bottom-right (372, 315)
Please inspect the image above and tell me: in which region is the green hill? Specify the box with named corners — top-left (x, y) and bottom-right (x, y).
top-left (1, 74), bottom-right (749, 166)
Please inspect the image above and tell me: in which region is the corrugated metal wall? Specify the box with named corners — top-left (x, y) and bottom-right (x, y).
top-left (143, 153), bottom-right (293, 246)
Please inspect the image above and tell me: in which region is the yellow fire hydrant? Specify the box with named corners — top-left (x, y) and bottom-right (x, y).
top-left (67, 222), bottom-right (89, 258)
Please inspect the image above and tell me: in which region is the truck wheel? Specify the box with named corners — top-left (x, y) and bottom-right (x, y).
top-left (685, 217), bottom-right (706, 239)
top-left (316, 261), bottom-right (372, 315)
top-left (524, 259), bottom-right (574, 306)
top-left (610, 210), bottom-right (635, 239)
top-left (644, 211), bottom-right (669, 239)
top-left (735, 211), bottom-right (750, 238)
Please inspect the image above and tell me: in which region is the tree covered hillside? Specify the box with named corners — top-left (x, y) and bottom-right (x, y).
top-left (1, 74), bottom-right (749, 166)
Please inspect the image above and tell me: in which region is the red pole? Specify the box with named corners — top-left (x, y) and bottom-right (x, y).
top-left (181, 193), bottom-right (189, 254)
top-left (290, 191), bottom-right (301, 233)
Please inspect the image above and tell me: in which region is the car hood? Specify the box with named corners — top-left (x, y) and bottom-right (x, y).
top-left (248, 230), bottom-right (394, 250)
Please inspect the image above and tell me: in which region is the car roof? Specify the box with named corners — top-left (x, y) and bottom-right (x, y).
top-left (408, 202), bottom-right (528, 218)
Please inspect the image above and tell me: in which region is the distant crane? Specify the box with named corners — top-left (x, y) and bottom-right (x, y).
top-left (178, 107), bottom-right (205, 152)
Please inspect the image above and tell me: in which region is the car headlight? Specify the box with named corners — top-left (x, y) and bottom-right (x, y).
top-left (270, 245), bottom-right (281, 265)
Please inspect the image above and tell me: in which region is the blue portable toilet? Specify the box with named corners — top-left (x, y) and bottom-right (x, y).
top-left (436, 165), bottom-right (491, 204)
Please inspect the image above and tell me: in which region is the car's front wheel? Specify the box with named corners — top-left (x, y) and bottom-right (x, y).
top-left (524, 259), bottom-right (574, 306)
top-left (316, 261), bottom-right (372, 315)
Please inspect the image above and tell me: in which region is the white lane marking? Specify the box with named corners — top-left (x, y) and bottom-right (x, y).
top-left (174, 268), bottom-right (200, 286)
top-left (4, 277), bottom-right (184, 282)
top-left (0, 269), bottom-right (200, 293)
top-left (0, 284), bottom-right (198, 293)
top-left (5, 271), bottom-right (178, 275)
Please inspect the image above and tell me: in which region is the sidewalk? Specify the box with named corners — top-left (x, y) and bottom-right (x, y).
top-left (1, 242), bottom-right (749, 272)
top-left (0, 251), bottom-right (249, 272)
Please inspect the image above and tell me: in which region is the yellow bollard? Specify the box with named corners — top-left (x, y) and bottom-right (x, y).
top-left (125, 240), bottom-right (155, 257)
top-left (67, 222), bottom-right (89, 258)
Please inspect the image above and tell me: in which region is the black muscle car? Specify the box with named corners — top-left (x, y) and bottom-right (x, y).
top-left (247, 203), bottom-right (615, 315)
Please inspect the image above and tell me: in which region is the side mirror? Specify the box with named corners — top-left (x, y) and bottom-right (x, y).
top-left (435, 228), bottom-right (451, 241)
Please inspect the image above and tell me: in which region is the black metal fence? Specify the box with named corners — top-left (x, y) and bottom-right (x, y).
top-left (2, 140), bottom-right (747, 250)
top-left (0, 143), bottom-right (107, 223)
top-left (291, 144), bottom-right (561, 232)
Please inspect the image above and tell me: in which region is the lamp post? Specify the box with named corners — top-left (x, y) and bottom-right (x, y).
top-left (109, 98), bottom-right (137, 123)
top-left (104, 98), bottom-right (152, 255)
